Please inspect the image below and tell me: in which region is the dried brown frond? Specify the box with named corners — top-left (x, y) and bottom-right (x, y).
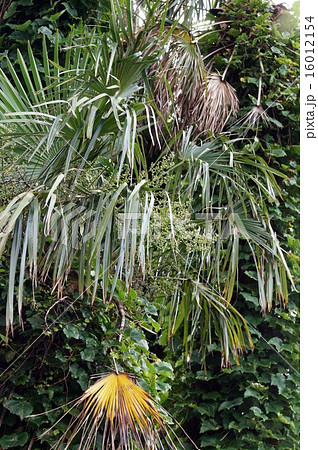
top-left (238, 105), bottom-right (272, 129)
top-left (190, 73), bottom-right (239, 135)
top-left (142, 27), bottom-right (239, 146)
top-left (145, 26), bottom-right (206, 144)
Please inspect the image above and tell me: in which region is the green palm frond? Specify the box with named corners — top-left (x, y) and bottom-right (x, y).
top-left (167, 279), bottom-right (253, 365)
top-left (0, 0), bottom-right (294, 368)
top-left (178, 134), bottom-right (293, 308)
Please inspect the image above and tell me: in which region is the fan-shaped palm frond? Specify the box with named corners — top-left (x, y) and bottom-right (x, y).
top-left (147, 24), bottom-right (206, 139)
top-left (231, 68), bottom-right (279, 133)
top-left (146, 26), bottom-right (239, 143)
top-left (191, 73), bottom-right (239, 135)
top-left (242, 104), bottom-right (272, 128)
top-left (47, 372), bottom-right (176, 450)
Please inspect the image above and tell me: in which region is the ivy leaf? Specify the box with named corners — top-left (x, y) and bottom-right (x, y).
top-left (200, 435), bottom-right (219, 447)
top-left (130, 329), bottom-right (149, 350)
top-left (7, 20), bottom-right (32, 31)
top-left (244, 386), bottom-right (262, 400)
top-left (0, 432), bottom-right (28, 448)
top-left (80, 348), bottom-right (96, 362)
top-left (155, 381), bottom-right (170, 392)
top-left (265, 401), bottom-right (284, 414)
top-left (218, 398), bottom-right (243, 411)
top-left (277, 413), bottom-right (294, 427)
top-left (246, 77), bottom-right (259, 86)
top-left (153, 361), bottom-right (173, 377)
top-left (70, 364), bottom-right (89, 390)
top-left (268, 337), bottom-right (283, 352)
top-left (271, 373), bottom-right (286, 394)
top-left (270, 148), bottom-right (286, 157)
top-left (38, 26), bottom-right (54, 41)
top-left (250, 406), bottom-right (266, 419)
top-left (196, 403), bottom-right (219, 416)
top-left (200, 419), bottom-right (221, 432)
top-left (62, 2), bottom-right (78, 18)
top-left (244, 270), bottom-right (258, 281)
top-left (63, 324), bottom-right (80, 339)
top-left (241, 292), bottom-right (259, 306)
top-left (4, 397), bottom-right (33, 419)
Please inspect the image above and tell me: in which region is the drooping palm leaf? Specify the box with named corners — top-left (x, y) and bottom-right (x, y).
top-left (0, 0), bottom-right (294, 368)
top-left (190, 73), bottom-right (239, 135)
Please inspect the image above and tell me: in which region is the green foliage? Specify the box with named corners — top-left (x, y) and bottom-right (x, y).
top-left (165, 1), bottom-right (300, 447)
top-left (162, 2), bottom-right (300, 447)
top-left (0, 0), bottom-right (299, 447)
top-left (0, 22), bottom-right (287, 365)
top-left (204, 0), bottom-right (300, 140)
top-left (166, 292), bottom-right (299, 449)
top-left (0, 0), bottom-right (101, 67)
top-left (0, 432), bottom-right (29, 449)
top-left (0, 280), bottom-right (173, 448)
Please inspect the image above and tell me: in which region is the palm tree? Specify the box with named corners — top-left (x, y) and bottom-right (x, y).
top-left (0, 0), bottom-right (294, 444)
top-left (0, 0), bottom-right (292, 362)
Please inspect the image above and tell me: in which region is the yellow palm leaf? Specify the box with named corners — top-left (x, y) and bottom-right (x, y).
top-left (52, 372), bottom-right (178, 450)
